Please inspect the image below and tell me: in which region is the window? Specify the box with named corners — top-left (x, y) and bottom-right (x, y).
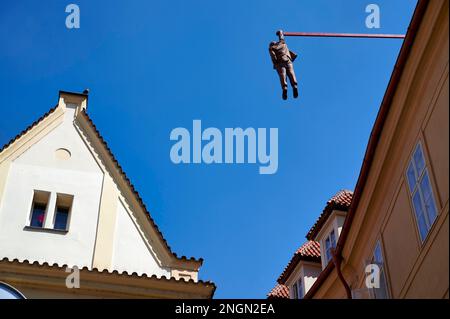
top-left (406, 143), bottom-right (438, 242)
top-left (53, 193), bottom-right (73, 231)
top-left (371, 241), bottom-right (389, 299)
top-left (291, 278), bottom-right (304, 299)
top-left (324, 229), bottom-right (336, 264)
top-left (292, 282), bottom-right (298, 299)
top-left (54, 207), bottom-right (69, 230)
top-left (29, 191), bottom-right (50, 228)
top-left (27, 191), bottom-right (73, 232)
top-left (30, 204), bottom-right (46, 228)
top-left (296, 278), bottom-right (304, 299)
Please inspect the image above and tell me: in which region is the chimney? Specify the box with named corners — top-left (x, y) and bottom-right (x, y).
top-left (57, 89), bottom-right (89, 117)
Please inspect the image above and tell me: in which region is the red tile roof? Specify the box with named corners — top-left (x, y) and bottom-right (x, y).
top-left (267, 284), bottom-right (289, 299)
top-left (306, 190), bottom-right (353, 240)
top-left (277, 240), bottom-right (321, 284)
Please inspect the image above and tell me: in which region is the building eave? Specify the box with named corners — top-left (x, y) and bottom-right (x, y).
top-left (277, 241), bottom-right (321, 284)
top-left (0, 258), bottom-right (215, 299)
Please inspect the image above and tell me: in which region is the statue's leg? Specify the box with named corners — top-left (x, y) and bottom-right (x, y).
top-left (277, 67), bottom-right (288, 90)
top-left (286, 62), bottom-right (298, 87)
top-left (287, 62), bottom-right (299, 98)
top-left (276, 66), bottom-right (288, 100)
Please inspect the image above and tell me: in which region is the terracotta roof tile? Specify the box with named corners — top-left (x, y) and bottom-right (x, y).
top-left (277, 241), bottom-right (321, 284)
top-left (306, 190), bottom-right (353, 240)
top-left (267, 284), bottom-right (289, 299)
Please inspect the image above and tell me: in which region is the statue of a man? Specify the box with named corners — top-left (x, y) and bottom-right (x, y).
top-left (269, 30), bottom-right (299, 100)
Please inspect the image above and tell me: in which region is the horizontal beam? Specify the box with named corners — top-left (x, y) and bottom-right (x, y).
top-left (283, 32), bottom-right (405, 39)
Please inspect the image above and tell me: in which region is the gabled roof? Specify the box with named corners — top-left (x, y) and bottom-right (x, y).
top-left (267, 284), bottom-right (289, 299)
top-left (277, 240), bottom-right (321, 284)
top-left (0, 92), bottom-right (202, 267)
top-left (306, 190), bottom-right (353, 240)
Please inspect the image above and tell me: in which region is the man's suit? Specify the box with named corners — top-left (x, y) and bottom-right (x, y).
top-left (269, 39), bottom-right (298, 91)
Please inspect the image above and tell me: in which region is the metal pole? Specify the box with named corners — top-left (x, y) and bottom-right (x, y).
top-left (283, 32), bottom-right (405, 39)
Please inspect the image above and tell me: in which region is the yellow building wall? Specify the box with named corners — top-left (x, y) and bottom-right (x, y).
top-left (313, 0), bottom-right (448, 299)
top-left (381, 1), bottom-right (449, 298)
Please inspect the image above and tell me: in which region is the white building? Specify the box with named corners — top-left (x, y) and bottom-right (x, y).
top-left (0, 90), bottom-right (215, 298)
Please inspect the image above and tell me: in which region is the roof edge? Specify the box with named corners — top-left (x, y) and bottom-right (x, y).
top-left (78, 110), bottom-right (204, 267)
top-left (277, 255), bottom-right (321, 284)
top-left (306, 190), bottom-right (353, 240)
top-left (0, 257), bottom-right (216, 297)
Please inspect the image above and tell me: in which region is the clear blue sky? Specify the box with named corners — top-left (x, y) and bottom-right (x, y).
top-left (0, 1), bottom-right (417, 298)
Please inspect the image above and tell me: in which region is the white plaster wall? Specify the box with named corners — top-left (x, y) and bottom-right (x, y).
top-left (303, 263), bottom-right (322, 293)
top-left (111, 199), bottom-right (170, 277)
top-left (317, 210), bottom-right (347, 269)
top-left (0, 105), bottom-right (104, 268)
top-left (336, 213), bottom-right (346, 236)
top-left (287, 261), bottom-right (322, 298)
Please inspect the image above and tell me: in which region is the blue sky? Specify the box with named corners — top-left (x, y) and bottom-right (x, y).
top-left (0, 1), bottom-right (417, 298)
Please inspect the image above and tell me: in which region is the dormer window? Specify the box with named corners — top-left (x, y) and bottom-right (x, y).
top-left (306, 190), bottom-right (353, 269)
top-left (292, 278), bottom-right (304, 299)
top-left (324, 229), bottom-right (336, 264)
top-left (278, 241), bottom-right (321, 300)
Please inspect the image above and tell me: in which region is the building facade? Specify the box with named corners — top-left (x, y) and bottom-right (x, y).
top-left (0, 91), bottom-right (215, 298)
top-left (268, 191), bottom-right (352, 299)
top-left (270, 0), bottom-right (448, 299)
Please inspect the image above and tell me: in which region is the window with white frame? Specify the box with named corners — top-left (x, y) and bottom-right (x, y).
top-left (324, 229), bottom-right (336, 264)
top-left (370, 241), bottom-right (389, 299)
top-left (406, 142), bottom-right (438, 242)
top-left (27, 191), bottom-right (73, 232)
top-left (296, 278), bottom-right (304, 299)
top-left (291, 278), bottom-right (304, 299)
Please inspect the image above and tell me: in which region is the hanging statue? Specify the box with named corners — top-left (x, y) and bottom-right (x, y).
top-left (269, 30), bottom-right (299, 100)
